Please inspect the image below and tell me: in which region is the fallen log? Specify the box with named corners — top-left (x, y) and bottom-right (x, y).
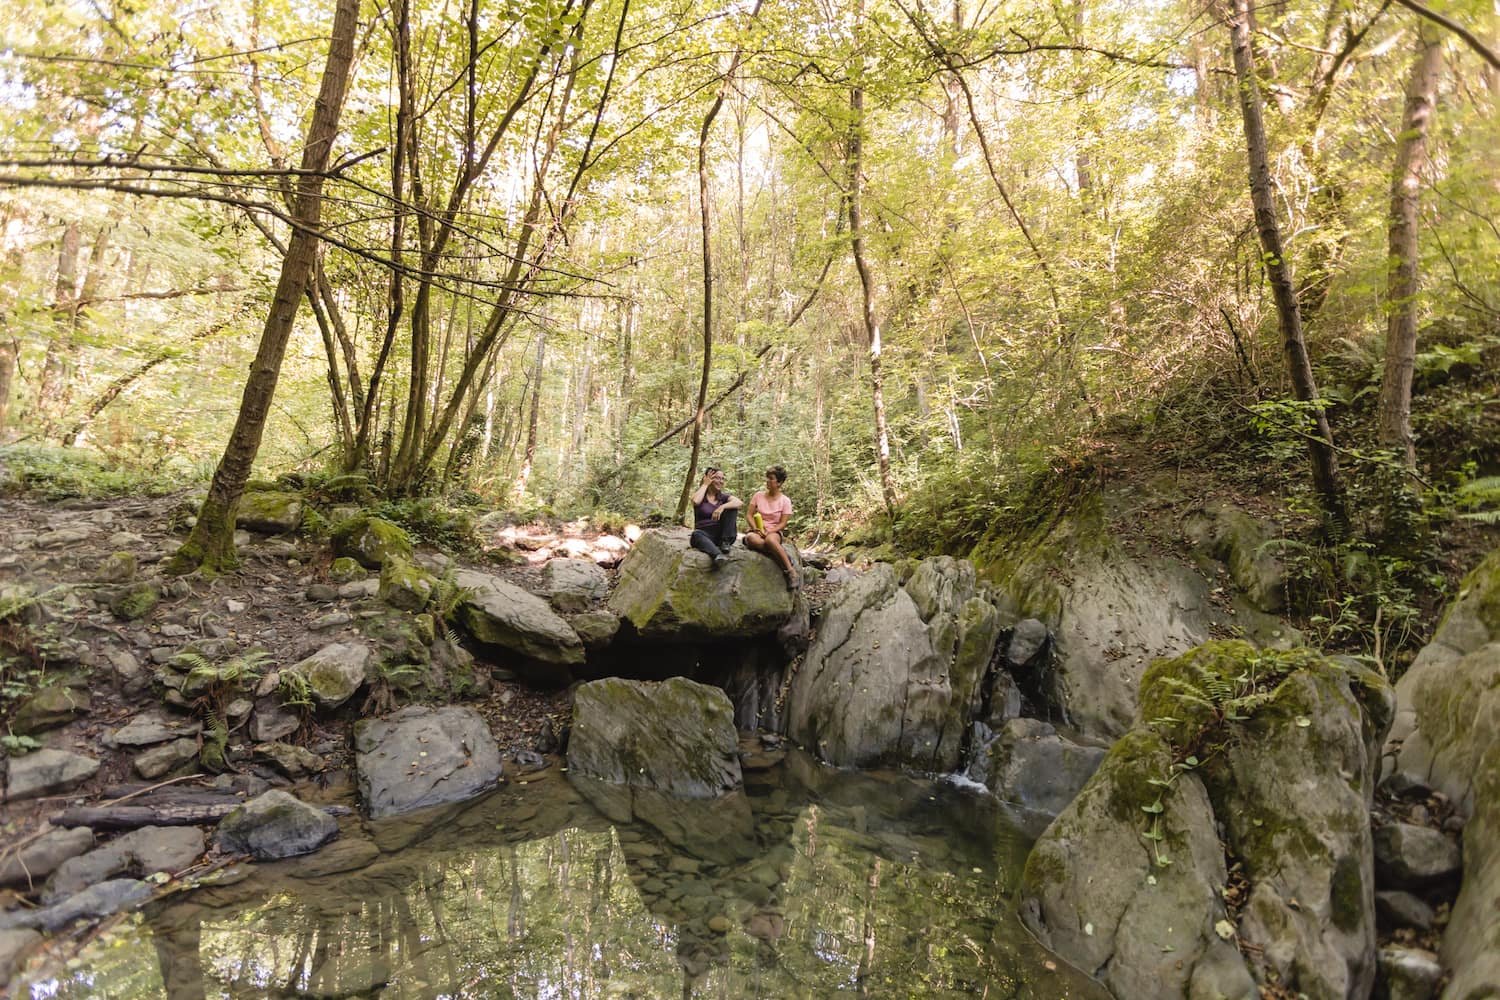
top-left (51, 802), bottom-right (353, 830)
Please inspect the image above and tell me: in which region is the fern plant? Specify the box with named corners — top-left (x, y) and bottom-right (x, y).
top-left (1455, 476), bottom-right (1500, 524)
top-left (170, 648), bottom-right (272, 770)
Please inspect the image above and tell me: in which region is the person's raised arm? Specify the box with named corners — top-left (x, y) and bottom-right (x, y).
top-left (690, 474), bottom-right (710, 506)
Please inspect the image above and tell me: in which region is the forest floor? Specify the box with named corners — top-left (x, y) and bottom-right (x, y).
top-left (0, 489), bottom-right (840, 841)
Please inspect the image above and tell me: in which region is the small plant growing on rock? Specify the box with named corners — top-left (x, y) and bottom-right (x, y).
top-left (171, 648), bottom-right (272, 771)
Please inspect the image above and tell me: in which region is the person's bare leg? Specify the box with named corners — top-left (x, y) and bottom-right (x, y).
top-left (765, 532), bottom-right (798, 586)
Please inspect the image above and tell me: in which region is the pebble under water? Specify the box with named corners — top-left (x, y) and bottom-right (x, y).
top-left (23, 749), bottom-right (1107, 999)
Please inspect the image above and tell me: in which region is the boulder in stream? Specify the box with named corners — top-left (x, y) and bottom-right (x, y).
top-left (216, 790), bottom-right (338, 860)
top-left (1020, 640), bottom-right (1392, 1000)
top-left (784, 557), bottom-right (1003, 771)
top-left (354, 705), bottom-right (503, 818)
top-left (607, 528), bottom-right (797, 641)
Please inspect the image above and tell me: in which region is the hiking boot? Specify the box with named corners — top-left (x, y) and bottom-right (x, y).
top-left (712, 554), bottom-right (728, 569)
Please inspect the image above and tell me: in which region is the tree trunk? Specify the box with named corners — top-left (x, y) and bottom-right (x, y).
top-left (39, 221), bottom-right (82, 420)
top-left (0, 337), bottom-right (16, 436)
top-left (1227, 0), bottom-right (1348, 532)
top-left (515, 330), bottom-right (546, 496)
top-left (168, 0), bottom-right (360, 575)
top-left (1378, 26), bottom-right (1442, 469)
top-left (848, 56), bottom-right (897, 519)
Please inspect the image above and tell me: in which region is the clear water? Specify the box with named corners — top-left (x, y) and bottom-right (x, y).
top-left (23, 750), bottom-right (1106, 999)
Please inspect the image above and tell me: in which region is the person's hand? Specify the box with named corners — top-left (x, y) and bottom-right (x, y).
top-left (710, 508), bottom-right (722, 521)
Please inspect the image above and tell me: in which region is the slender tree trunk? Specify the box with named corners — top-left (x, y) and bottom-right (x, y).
top-left (1227, 0), bottom-right (1348, 532)
top-left (848, 43), bottom-right (897, 519)
top-left (168, 0), bottom-right (360, 575)
top-left (1378, 26), bottom-right (1442, 469)
top-left (39, 221), bottom-right (81, 418)
top-left (0, 337), bottom-right (16, 435)
top-left (515, 330), bottom-right (546, 496)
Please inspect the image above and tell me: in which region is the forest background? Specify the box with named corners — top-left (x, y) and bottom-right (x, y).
top-left (0, 0), bottom-right (1496, 652)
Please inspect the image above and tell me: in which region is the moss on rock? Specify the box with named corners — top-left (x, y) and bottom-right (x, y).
top-left (331, 515), bottom-right (413, 569)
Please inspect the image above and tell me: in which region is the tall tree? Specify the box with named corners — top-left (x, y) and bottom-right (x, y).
top-left (168, 0), bottom-right (361, 574)
top-left (1378, 25), bottom-right (1442, 470)
top-left (675, 0), bottom-right (763, 521)
top-left (1226, 0), bottom-right (1348, 532)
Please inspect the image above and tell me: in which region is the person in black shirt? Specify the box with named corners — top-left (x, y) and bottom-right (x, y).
top-left (689, 466), bottom-right (743, 568)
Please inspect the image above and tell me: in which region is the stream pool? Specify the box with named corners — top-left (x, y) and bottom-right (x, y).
top-left (22, 750), bottom-right (1106, 999)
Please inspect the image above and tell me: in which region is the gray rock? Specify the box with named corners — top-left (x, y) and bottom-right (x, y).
top-left (455, 569), bottom-right (583, 667)
top-left (607, 528), bottom-right (797, 641)
top-left (337, 579), bottom-right (379, 600)
top-left (0, 928), bottom-right (40, 989)
top-left (105, 647), bottom-right (143, 681)
top-left (1374, 823), bottom-right (1462, 888)
top-left (310, 610), bottom-right (355, 630)
top-left (105, 711), bottom-right (201, 748)
top-left (287, 641), bottom-right (371, 709)
top-left (568, 677), bottom-right (742, 798)
top-left (354, 706), bottom-right (502, 819)
top-left (216, 790), bottom-right (338, 860)
top-left (1383, 550), bottom-right (1500, 1000)
top-left (2, 749), bottom-right (100, 802)
top-left (1375, 947), bottom-right (1443, 1000)
top-left (35, 526), bottom-right (91, 549)
top-left (95, 551), bottom-right (136, 584)
top-left (1020, 641), bottom-right (1390, 1000)
top-left (10, 684), bottom-right (90, 734)
top-left (985, 672), bottom-right (1023, 727)
top-left (235, 490), bottom-right (304, 534)
top-left (254, 741), bottom-right (325, 778)
top-left (250, 699), bottom-right (301, 742)
top-left (0, 827), bottom-right (94, 889)
top-left (1020, 728), bottom-right (1251, 999)
top-left (568, 610), bottom-right (620, 649)
top-left (1376, 890), bottom-right (1436, 931)
top-left (1184, 502), bottom-right (1288, 613)
top-left (306, 583), bottom-right (339, 602)
top-left (133, 738), bottom-right (200, 779)
top-left (0, 879), bottom-right (153, 932)
top-left (328, 557), bottom-right (365, 583)
top-left (545, 558), bottom-right (609, 612)
top-left (784, 558), bottom-right (1003, 771)
top-left (1005, 618), bottom-right (1050, 672)
top-left (42, 826), bottom-right (203, 903)
top-left (972, 718), bottom-right (1106, 817)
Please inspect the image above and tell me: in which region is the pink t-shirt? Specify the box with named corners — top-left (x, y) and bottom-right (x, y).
top-left (750, 491), bottom-right (792, 534)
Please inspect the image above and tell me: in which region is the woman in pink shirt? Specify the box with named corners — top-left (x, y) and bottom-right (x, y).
top-left (745, 465), bottom-right (799, 590)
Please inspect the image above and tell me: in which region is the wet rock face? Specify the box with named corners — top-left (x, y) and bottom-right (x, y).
top-left (568, 677), bottom-right (742, 798)
top-left (783, 557), bottom-right (1003, 772)
top-left (354, 706), bottom-right (503, 819)
top-left (607, 528), bottom-right (797, 641)
top-left (971, 718), bottom-right (1106, 818)
top-left (216, 790), bottom-right (338, 860)
top-left (1020, 641), bottom-right (1392, 1000)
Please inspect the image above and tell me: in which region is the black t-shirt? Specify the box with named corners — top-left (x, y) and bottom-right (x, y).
top-left (693, 493), bottom-right (736, 530)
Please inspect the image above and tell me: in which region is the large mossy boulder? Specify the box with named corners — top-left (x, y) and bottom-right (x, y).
top-left (568, 677), bottom-right (742, 796)
top-left (216, 790), bottom-right (338, 859)
top-left (454, 569), bottom-right (583, 669)
top-left (784, 557), bottom-right (1003, 771)
top-left (287, 641), bottom-right (371, 709)
top-left (567, 677), bottom-right (753, 864)
top-left (331, 515), bottom-right (413, 569)
top-left (1020, 641), bottom-right (1391, 1000)
top-left (1386, 549), bottom-right (1500, 999)
top-left (607, 528), bottom-right (796, 641)
top-left (971, 490), bottom-right (1298, 741)
top-left (235, 490), bottom-right (304, 534)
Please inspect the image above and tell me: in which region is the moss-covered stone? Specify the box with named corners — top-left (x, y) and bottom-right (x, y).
top-left (109, 582), bottom-right (160, 621)
top-left (235, 490), bottom-right (305, 534)
top-left (378, 558), bottom-right (435, 612)
top-left (331, 515), bottom-right (413, 569)
top-left (95, 551), bottom-right (136, 584)
top-left (329, 556), bottom-right (365, 583)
